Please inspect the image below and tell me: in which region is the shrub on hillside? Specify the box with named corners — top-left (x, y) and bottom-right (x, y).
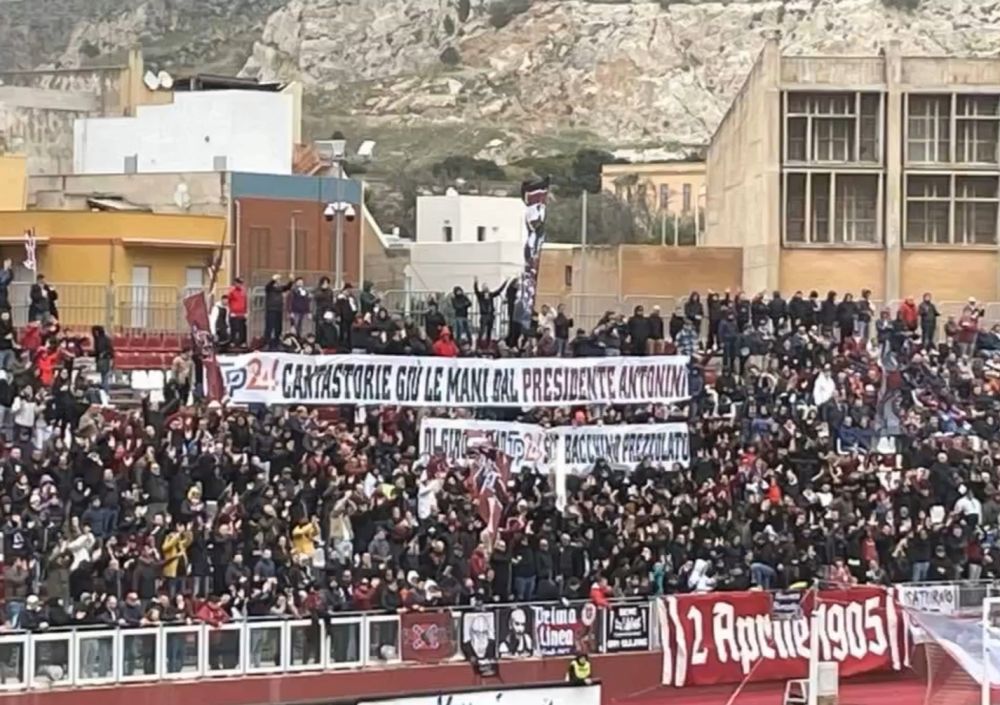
top-left (487, 0), bottom-right (532, 29)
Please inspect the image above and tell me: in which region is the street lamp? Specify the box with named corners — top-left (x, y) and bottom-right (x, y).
top-left (314, 135), bottom-right (375, 290)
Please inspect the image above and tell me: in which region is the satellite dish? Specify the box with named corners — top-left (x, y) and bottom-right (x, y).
top-left (357, 140), bottom-right (376, 159)
top-left (158, 71), bottom-right (174, 90)
top-left (143, 70), bottom-right (159, 91)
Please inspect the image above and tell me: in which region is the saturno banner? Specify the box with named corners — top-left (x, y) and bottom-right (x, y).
top-left (419, 418), bottom-right (690, 471)
top-left (218, 352), bottom-right (689, 407)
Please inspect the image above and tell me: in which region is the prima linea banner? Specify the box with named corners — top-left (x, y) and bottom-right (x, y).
top-left (218, 353), bottom-right (689, 407)
top-left (419, 418), bottom-right (690, 471)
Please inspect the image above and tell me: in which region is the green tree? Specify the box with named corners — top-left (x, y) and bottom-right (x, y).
top-left (545, 192), bottom-right (651, 246)
top-left (431, 155), bottom-right (506, 181)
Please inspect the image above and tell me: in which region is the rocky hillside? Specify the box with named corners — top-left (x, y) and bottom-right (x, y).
top-left (4, 0), bottom-right (1000, 168)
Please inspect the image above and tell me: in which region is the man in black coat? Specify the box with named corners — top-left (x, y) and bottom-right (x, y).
top-left (627, 305), bottom-right (650, 356)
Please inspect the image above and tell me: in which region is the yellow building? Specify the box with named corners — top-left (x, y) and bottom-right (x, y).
top-left (0, 210), bottom-right (226, 329)
top-left (0, 156), bottom-right (27, 211)
top-left (601, 161), bottom-right (707, 217)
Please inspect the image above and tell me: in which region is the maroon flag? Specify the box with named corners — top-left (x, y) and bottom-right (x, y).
top-left (182, 291), bottom-right (223, 401)
top-left (466, 449), bottom-right (511, 536)
top-left (400, 611), bottom-right (456, 663)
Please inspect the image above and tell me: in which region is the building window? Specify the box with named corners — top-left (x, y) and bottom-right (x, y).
top-left (784, 91), bottom-right (881, 164)
top-left (785, 171), bottom-right (882, 245)
top-left (833, 175), bottom-right (878, 243)
top-left (787, 117), bottom-right (807, 161)
top-left (659, 184), bottom-right (670, 210)
top-left (955, 175), bottom-right (998, 244)
top-left (905, 174), bottom-right (999, 245)
top-left (905, 175), bottom-right (950, 244)
top-left (564, 265), bottom-right (573, 287)
top-left (476, 226), bottom-right (486, 242)
top-left (810, 173), bottom-right (831, 243)
top-left (682, 183), bottom-right (692, 213)
top-left (957, 94), bottom-right (1000, 164)
top-left (249, 226), bottom-right (271, 274)
top-left (443, 225), bottom-right (453, 242)
top-left (785, 174), bottom-right (806, 243)
top-left (812, 118), bottom-right (853, 162)
top-left (859, 94), bottom-right (880, 162)
top-left (907, 95), bottom-right (950, 163)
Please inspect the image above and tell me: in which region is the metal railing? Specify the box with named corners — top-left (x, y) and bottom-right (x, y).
top-left (0, 598), bottom-right (654, 690)
top-left (11, 283), bottom-right (1000, 343)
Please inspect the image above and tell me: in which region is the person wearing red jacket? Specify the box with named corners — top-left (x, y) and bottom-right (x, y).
top-left (897, 297), bottom-right (919, 332)
top-left (195, 595), bottom-right (229, 628)
top-left (228, 277), bottom-right (248, 348)
top-left (431, 326), bottom-right (459, 357)
top-left (589, 576), bottom-right (611, 607)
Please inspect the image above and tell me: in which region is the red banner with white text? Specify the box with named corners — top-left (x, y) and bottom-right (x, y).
top-left (658, 588), bottom-right (908, 687)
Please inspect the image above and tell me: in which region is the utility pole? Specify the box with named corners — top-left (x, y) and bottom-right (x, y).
top-left (580, 189), bottom-right (588, 299)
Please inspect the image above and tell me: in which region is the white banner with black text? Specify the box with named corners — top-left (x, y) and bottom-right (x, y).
top-left (219, 352), bottom-right (689, 407)
top-left (419, 418), bottom-right (689, 471)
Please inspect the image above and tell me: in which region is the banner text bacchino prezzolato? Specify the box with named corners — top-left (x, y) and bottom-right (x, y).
top-left (219, 353), bottom-right (689, 407)
top-left (419, 418), bottom-right (690, 471)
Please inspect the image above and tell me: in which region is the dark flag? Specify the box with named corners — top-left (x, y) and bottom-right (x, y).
top-left (514, 176), bottom-right (550, 327)
top-left (466, 445), bottom-right (511, 536)
top-left (183, 290), bottom-right (223, 400)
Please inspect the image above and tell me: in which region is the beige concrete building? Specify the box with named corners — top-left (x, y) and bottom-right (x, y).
top-left (601, 160), bottom-right (706, 216)
top-left (705, 37), bottom-right (1000, 303)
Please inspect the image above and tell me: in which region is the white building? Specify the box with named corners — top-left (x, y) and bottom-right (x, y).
top-left (405, 192), bottom-right (525, 294)
top-left (416, 191), bottom-right (523, 243)
top-left (73, 90), bottom-right (294, 175)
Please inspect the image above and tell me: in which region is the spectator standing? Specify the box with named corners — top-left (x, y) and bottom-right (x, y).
top-left (627, 305), bottom-right (650, 356)
top-left (858, 289), bottom-right (874, 339)
top-left (28, 274), bottom-right (56, 324)
top-left (474, 278), bottom-right (505, 345)
top-left (836, 293), bottom-right (857, 345)
top-left (768, 291), bottom-right (787, 334)
top-left (314, 276), bottom-right (335, 322)
top-left (647, 305), bottom-right (665, 354)
top-left (264, 274), bottom-right (291, 349)
top-left (898, 296), bottom-right (919, 334)
top-left (360, 281), bottom-right (379, 317)
top-left (228, 277), bottom-right (248, 348)
top-left (554, 304), bottom-right (573, 357)
top-left (91, 325), bottom-right (114, 392)
top-left (0, 311), bottom-right (16, 371)
top-left (819, 291), bottom-right (837, 337)
top-left (335, 285), bottom-right (357, 348)
top-left (504, 279), bottom-right (520, 348)
top-left (288, 277), bottom-right (312, 337)
top-left (0, 259), bottom-right (12, 312)
top-left (424, 300), bottom-right (446, 342)
top-left (919, 293), bottom-right (940, 347)
top-left (685, 291), bottom-right (705, 341)
top-left (451, 287), bottom-right (472, 344)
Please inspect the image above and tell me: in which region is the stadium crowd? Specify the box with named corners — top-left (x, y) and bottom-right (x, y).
top-left (0, 272), bottom-right (997, 635)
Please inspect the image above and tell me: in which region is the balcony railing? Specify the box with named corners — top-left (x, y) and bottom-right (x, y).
top-left (0, 598), bottom-right (654, 690)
